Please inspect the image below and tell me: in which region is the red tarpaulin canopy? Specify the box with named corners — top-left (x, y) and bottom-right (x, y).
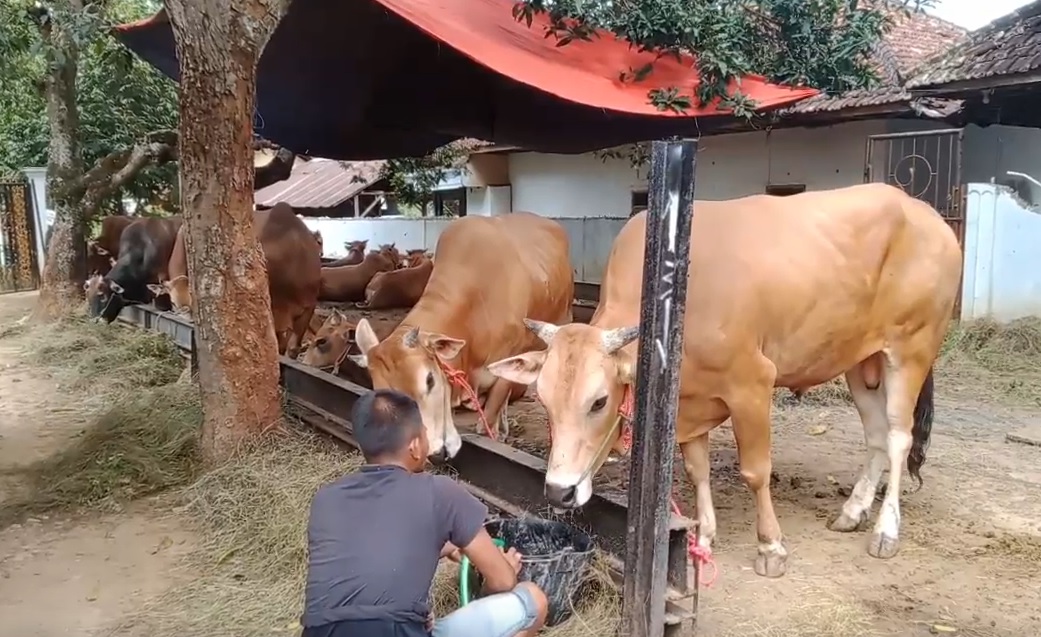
top-left (115, 0), bottom-right (817, 159)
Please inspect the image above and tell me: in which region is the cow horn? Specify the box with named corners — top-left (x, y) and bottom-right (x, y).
top-left (522, 319), bottom-right (559, 345)
top-left (403, 326), bottom-right (420, 348)
top-left (601, 325), bottom-right (640, 354)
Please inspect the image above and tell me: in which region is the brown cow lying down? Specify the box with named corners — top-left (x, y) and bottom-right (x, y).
top-left (87, 215), bottom-right (135, 275)
top-left (318, 249), bottom-right (397, 303)
top-left (153, 202), bottom-right (321, 358)
top-left (349, 212), bottom-right (575, 461)
top-left (325, 240), bottom-right (368, 267)
top-left (357, 252), bottom-right (434, 310)
top-left (486, 183), bottom-right (962, 578)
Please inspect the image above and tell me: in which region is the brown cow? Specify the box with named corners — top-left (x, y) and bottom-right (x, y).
top-left (377, 243), bottom-right (406, 268)
top-left (357, 253), bottom-right (433, 310)
top-left (325, 240), bottom-right (368, 267)
top-left (487, 184), bottom-right (962, 578)
top-left (318, 250), bottom-right (397, 303)
top-left (312, 230), bottom-right (324, 252)
top-left (349, 213), bottom-right (574, 461)
top-left (301, 311), bottom-right (358, 371)
top-left (87, 215), bottom-right (135, 275)
top-left (152, 203), bottom-right (322, 357)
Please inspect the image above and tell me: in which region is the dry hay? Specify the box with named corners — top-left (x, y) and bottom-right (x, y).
top-left (939, 317), bottom-right (1041, 405)
top-left (116, 426), bottom-right (621, 637)
top-left (0, 315), bottom-right (199, 525)
top-left (709, 590), bottom-right (878, 637)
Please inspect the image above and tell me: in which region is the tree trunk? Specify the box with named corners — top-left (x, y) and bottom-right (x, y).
top-left (34, 16), bottom-right (85, 320)
top-left (166, 0), bottom-right (289, 463)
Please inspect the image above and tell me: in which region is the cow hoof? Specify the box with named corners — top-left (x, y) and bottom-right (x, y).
top-left (867, 532), bottom-right (900, 559)
top-left (828, 510), bottom-right (869, 533)
top-left (754, 546), bottom-right (788, 578)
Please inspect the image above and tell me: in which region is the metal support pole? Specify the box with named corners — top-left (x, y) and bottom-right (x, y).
top-left (621, 138), bottom-right (698, 637)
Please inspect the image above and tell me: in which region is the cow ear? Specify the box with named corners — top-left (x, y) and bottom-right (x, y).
top-left (109, 281), bottom-right (125, 294)
top-left (347, 354), bottom-right (368, 368)
top-left (355, 318), bottom-right (380, 355)
top-left (615, 350), bottom-right (636, 384)
top-left (83, 279), bottom-right (93, 291)
top-left (146, 283), bottom-right (164, 297)
top-left (423, 332), bottom-right (466, 361)
top-left (488, 351), bottom-right (547, 386)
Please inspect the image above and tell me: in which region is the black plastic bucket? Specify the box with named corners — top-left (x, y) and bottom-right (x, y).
top-left (476, 518), bottom-right (595, 626)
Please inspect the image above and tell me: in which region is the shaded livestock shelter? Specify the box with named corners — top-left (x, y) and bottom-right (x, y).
top-left (114, 0), bottom-right (816, 159)
top-left (115, 1), bottom-right (817, 635)
top-left (254, 158), bottom-right (392, 218)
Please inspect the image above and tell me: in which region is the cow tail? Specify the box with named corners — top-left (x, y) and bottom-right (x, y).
top-left (907, 367), bottom-right (935, 491)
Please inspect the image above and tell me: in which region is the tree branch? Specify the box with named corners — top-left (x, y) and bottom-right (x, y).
top-left (70, 131), bottom-right (296, 214)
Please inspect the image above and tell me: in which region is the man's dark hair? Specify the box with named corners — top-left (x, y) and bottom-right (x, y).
top-left (352, 389), bottom-right (424, 460)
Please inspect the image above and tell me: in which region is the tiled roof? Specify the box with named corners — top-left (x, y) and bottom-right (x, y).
top-left (784, 5), bottom-right (966, 114)
top-left (254, 158), bottom-right (385, 209)
top-left (907, 0), bottom-right (1041, 89)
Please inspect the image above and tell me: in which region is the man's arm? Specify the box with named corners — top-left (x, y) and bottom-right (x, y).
top-left (432, 476), bottom-right (519, 593)
top-left (458, 528), bottom-right (519, 594)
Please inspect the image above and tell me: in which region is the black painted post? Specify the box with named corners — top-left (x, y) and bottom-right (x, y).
top-left (621, 139), bottom-right (698, 637)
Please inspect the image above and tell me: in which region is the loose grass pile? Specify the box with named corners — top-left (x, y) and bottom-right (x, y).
top-left (22, 315), bottom-right (185, 392)
top-left (939, 316), bottom-right (1041, 405)
top-left (0, 315), bottom-right (199, 524)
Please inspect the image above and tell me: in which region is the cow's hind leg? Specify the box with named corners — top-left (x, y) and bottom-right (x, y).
top-left (866, 351), bottom-right (935, 559)
top-left (830, 353), bottom-right (889, 533)
top-left (727, 357), bottom-right (787, 577)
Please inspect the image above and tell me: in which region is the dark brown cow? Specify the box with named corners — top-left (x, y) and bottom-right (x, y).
top-left (90, 216), bottom-right (183, 322)
top-left (325, 240), bottom-right (368, 267)
top-left (318, 250), bottom-right (397, 303)
top-left (87, 215), bottom-right (135, 275)
top-left (154, 203), bottom-right (322, 357)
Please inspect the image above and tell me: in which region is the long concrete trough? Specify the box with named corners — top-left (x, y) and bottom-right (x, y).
top-left (117, 293), bottom-right (697, 634)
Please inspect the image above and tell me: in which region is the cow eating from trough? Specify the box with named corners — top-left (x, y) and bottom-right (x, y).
top-left (153, 202), bottom-right (322, 358)
top-left (90, 216), bottom-right (183, 323)
top-left (349, 213), bottom-right (574, 462)
top-left (486, 183), bottom-right (963, 578)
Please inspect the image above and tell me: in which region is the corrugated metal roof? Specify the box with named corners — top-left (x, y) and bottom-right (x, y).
top-left (907, 0), bottom-right (1041, 89)
top-left (254, 158), bottom-right (385, 209)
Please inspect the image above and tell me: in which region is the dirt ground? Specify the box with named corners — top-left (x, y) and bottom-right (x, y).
top-left (3, 291), bottom-right (1040, 636)
top-left (503, 387), bottom-right (1041, 637)
top-left (0, 293), bottom-right (195, 637)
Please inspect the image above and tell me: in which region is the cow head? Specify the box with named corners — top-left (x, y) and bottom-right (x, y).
top-left (350, 318), bottom-right (466, 461)
top-left (377, 243), bottom-right (405, 268)
top-left (344, 239), bottom-right (368, 258)
top-left (90, 276), bottom-right (131, 323)
top-left (302, 311), bottom-right (357, 370)
top-left (312, 230), bottom-right (324, 252)
top-left (487, 319), bottom-right (639, 509)
top-left (405, 249), bottom-right (429, 268)
top-left (147, 275), bottom-right (191, 315)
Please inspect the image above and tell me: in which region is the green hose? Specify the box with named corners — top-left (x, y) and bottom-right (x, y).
top-left (459, 538), bottom-right (506, 606)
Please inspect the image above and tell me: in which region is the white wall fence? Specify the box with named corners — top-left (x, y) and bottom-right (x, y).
top-left (962, 183), bottom-right (1041, 321)
top-left (301, 215), bottom-right (628, 283)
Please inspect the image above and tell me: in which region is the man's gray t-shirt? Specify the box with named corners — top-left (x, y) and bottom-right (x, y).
top-left (302, 465), bottom-right (488, 629)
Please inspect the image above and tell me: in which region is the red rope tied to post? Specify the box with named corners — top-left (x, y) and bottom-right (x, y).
top-left (616, 385), bottom-right (718, 587)
top-left (436, 358), bottom-right (497, 440)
